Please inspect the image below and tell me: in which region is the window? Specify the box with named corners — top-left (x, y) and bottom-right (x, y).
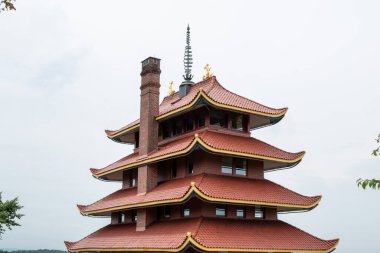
top-left (171, 160), bottom-right (177, 178)
top-left (232, 114), bottom-right (243, 131)
top-left (164, 206), bottom-right (171, 218)
top-left (197, 111), bottom-right (206, 128)
top-left (210, 110), bottom-right (226, 127)
top-left (187, 156), bottom-right (194, 174)
top-left (185, 117), bottom-right (194, 132)
top-left (131, 210), bottom-right (137, 222)
top-left (221, 157), bottom-right (233, 174)
top-left (173, 120), bottom-right (182, 136)
top-left (236, 206), bottom-right (245, 218)
top-left (118, 211), bottom-right (125, 223)
top-left (235, 159), bottom-right (247, 176)
top-left (129, 175), bottom-right (136, 187)
top-left (183, 208), bottom-right (190, 217)
top-left (254, 208), bottom-right (264, 219)
top-left (162, 122), bottom-right (172, 139)
top-left (216, 205), bottom-right (226, 216)
top-left (135, 131), bottom-right (139, 148)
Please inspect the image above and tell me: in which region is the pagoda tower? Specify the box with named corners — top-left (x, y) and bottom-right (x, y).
top-left (65, 27), bottom-right (339, 253)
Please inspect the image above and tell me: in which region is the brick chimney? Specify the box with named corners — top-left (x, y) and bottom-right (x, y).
top-left (136, 57), bottom-right (160, 231)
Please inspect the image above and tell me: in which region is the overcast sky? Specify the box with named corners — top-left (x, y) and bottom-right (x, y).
top-left (0, 0), bottom-right (379, 252)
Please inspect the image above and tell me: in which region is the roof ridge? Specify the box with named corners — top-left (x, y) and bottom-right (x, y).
top-left (212, 78), bottom-right (287, 112)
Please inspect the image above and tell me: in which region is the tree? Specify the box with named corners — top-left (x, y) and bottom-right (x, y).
top-left (0, 0), bottom-right (16, 12)
top-left (0, 192), bottom-right (23, 238)
top-left (357, 134), bottom-right (380, 189)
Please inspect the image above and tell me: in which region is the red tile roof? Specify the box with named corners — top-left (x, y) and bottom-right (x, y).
top-left (65, 217), bottom-right (338, 252)
top-left (92, 130), bottom-right (304, 179)
top-left (78, 174), bottom-right (320, 215)
top-left (106, 77), bottom-right (287, 138)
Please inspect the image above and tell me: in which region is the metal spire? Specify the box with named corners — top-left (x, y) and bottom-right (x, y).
top-left (183, 25), bottom-right (194, 83)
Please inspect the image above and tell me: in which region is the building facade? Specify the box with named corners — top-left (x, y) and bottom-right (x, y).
top-left (65, 30), bottom-right (338, 253)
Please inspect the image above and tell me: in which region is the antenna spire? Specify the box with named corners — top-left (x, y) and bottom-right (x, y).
top-left (183, 24), bottom-right (194, 83)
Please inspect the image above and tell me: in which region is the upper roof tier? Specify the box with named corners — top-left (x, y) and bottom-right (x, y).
top-left (78, 173), bottom-right (321, 216)
top-left (105, 76), bottom-right (287, 143)
top-left (65, 217), bottom-right (338, 253)
top-left (91, 130), bottom-right (305, 180)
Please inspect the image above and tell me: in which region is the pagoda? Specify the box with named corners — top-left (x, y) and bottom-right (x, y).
top-left (65, 27), bottom-right (339, 253)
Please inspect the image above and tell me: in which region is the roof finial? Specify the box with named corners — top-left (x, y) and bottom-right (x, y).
top-left (183, 24), bottom-right (194, 83)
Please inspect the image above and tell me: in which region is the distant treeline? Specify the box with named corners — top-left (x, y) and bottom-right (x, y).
top-left (0, 250), bottom-right (67, 253)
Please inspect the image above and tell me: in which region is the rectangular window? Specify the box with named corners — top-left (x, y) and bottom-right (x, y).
top-left (197, 111), bottom-right (206, 128)
top-left (171, 160), bottom-right (177, 178)
top-left (236, 206), bottom-right (245, 218)
top-left (162, 122), bottom-right (172, 139)
top-left (254, 208), bottom-right (264, 219)
top-left (235, 159), bottom-right (247, 176)
top-left (216, 205), bottom-right (226, 216)
top-left (185, 117), bottom-right (194, 132)
top-left (164, 206), bottom-right (171, 218)
top-left (134, 131), bottom-right (139, 148)
top-left (210, 110), bottom-right (226, 128)
top-left (183, 208), bottom-right (190, 217)
top-left (173, 120), bottom-right (183, 136)
top-left (187, 156), bottom-right (194, 174)
top-left (131, 209), bottom-right (137, 222)
top-left (221, 157), bottom-right (233, 174)
top-left (232, 114), bottom-right (244, 131)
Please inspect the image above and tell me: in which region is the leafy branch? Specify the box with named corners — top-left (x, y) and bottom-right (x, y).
top-left (0, 0), bottom-right (16, 13)
top-left (0, 192), bottom-right (23, 238)
top-left (357, 134), bottom-right (380, 190)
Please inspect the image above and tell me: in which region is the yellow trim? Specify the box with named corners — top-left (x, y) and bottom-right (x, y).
top-left (108, 124), bottom-right (139, 139)
top-left (156, 88), bottom-right (287, 120)
top-left (67, 232), bottom-right (338, 253)
top-left (94, 134), bottom-right (304, 178)
top-left (109, 88), bottom-right (287, 139)
top-left (80, 181), bottom-right (320, 216)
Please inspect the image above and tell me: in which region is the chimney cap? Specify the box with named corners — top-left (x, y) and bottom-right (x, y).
top-left (141, 56), bottom-right (161, 63)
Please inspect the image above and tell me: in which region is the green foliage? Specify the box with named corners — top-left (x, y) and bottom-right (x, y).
top-left (372, 133), bottom-right (380, 157)
top-left (357, 134), bottom-right (380, 190)
top-left (357, 178), bottom-right (380, 190)
top-left (0, 0), bottom-right (16, 12)
top-left (0, 192), bottom-right (23, 238)
top-left (0, 250), bottom-right (8, 253)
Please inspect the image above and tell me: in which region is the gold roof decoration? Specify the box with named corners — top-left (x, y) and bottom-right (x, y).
top-left (202, 64), bottom-right (213, 80)
top-left (168, 81), bottom-right (175, 95)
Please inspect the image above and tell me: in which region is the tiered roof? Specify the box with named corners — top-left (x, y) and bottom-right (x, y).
top-left (105, 77), bottom-right (287, 142)
top-left (93, 130), bottom-right (305, 180)
top-left (78, 174), bottom-right (320, 216)
top-left (65, 217), bottom-right (338, 253)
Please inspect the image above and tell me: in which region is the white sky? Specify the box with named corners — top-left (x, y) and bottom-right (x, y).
top-left (0, 0), bottom-right (379, 252)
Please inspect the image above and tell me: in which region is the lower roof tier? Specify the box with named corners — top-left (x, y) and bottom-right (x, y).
top-left (92, 130), bottom-right (305, 180)
top-left (78, 174), bottom-right (321, 216)
top-left (65, 217), bottom-right (338, 253)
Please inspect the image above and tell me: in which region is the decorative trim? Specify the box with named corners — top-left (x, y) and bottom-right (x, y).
top-left (79, 181), bottom-right (320, 216)
top-left (107, 87), bottom-right (287, 140)
top-left (66, 232), bottom-right (339, 253)
top-left (93, 134), bottom-right (304, 178)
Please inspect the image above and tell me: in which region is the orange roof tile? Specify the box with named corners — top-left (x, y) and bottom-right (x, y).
top-left (106, 77), bottom-right (287, 139)
top-left (92, 130), bottom-right (304, 179)
top-left (78, 174), bottom-right (320, 215)
top-left (65, 217), bottom-right (338, 252)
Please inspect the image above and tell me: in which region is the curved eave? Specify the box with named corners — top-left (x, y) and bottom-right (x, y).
top-left (105, 87), bottom-right (287, 143)
top-left (91, 134), bottom-right (305, 180)
top-left (65, 233), bottom-right (339, 253)
top-left (105, 124), bottom-right (139, 143)
top-left (157, 87), bottom-right (287, 121)
top-left (77, 182), bottom-right (321, 216)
